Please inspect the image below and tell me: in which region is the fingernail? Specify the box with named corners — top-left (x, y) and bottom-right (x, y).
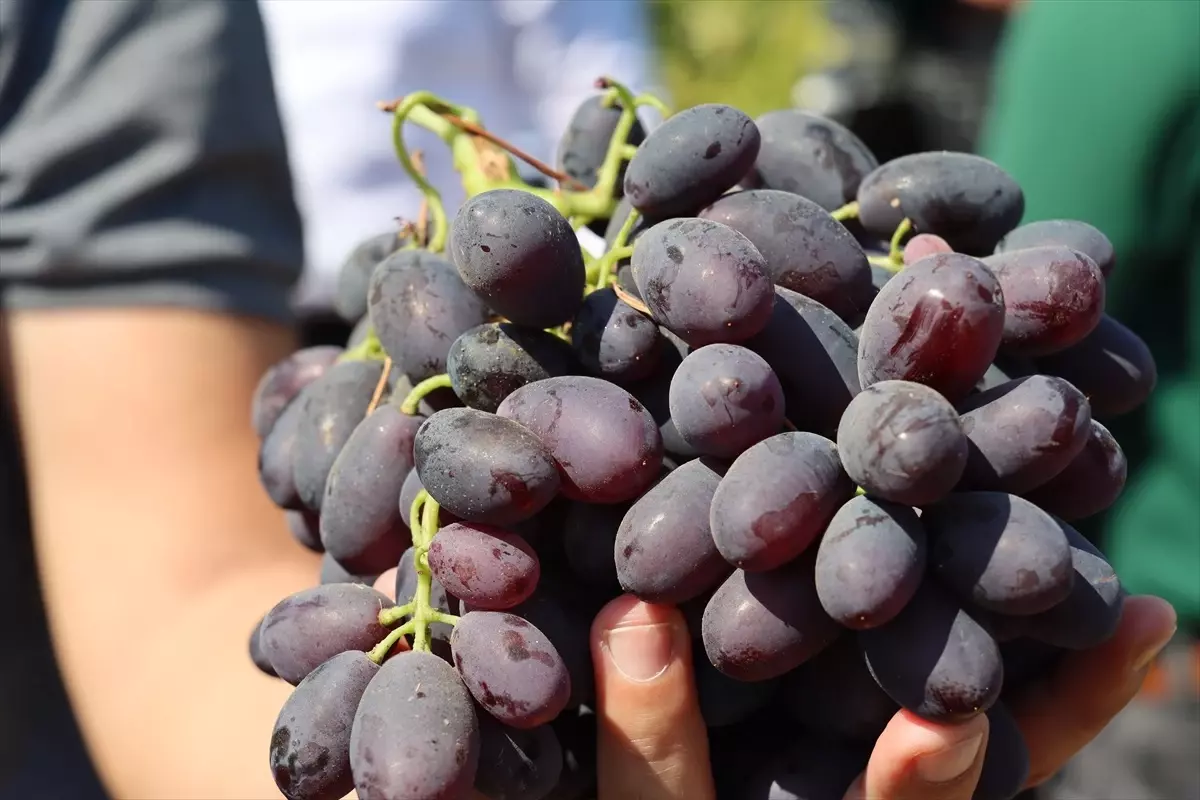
top-left (604, 623), bottom-right (674, 682)
top-left (1132, 601), bottom-right (1177, 673)
top-left (916, 733), bottom-right (983, 783)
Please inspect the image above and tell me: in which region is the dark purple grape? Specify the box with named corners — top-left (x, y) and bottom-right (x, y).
top-left (624, 339), bottom-right (703, 461)
top-left (557, 94), bottom-right (645, 194)
top-left (783, 637), bottom-right (899, 743)
top-left (496, 376), bottom-right (662, 504)
top-left (736, 735), bottom-right (868, 800)
top-left (336, 231), bottom-right (404, 323)
top-left (925, 493), bottom-right (1074, 616)
top-left (702, 552), bottom-right (841, 682)
top-left (253, 346), bottom-right (343, 438)
top-left (270, 651), bottom-right (378, 800)
top-left (1023, 420), bottom-right (1127, 521)
top-left (694, 651), bottom-right (779, 728)
top-left (624, 103), bottom-right (760, 218)
top-left (451, 611), bottom-right (572, 729)
top-left (995, 219), bottom-right (1115, 278)
top-left (958, 376), bottom-right (1091, 494)
top-left (427, 522), bottom-right (540, 610)
top-left (1023, 519), bottom-right (1124, 650)
top-left (508, 591), bottom-right (595, 709)
top-left (856, 152), bottom-right (1024, 255)
top-left (250, 615), bottom-right (276, 678)
top-left (999, 637), bottom-right (1063, 691)
top-left (857, 252), bottom-right (1006, 403)
top-left (1034, 314), bottom-right (1157, 419)
top-left (710, 432), bottom-right (853, 572)
top-left (630, 218), bottom-right (775, 347)
top-left (449, 190), bottom-right (585, 328)
top-left (860, 581), bottom-right (1003, 722)
top-left (570, 288), bottom-right (661, 383)
top-left (815, 496), bottom-right (926, 630)
top-left (259, 584), bottom-right (394, 685)
top-left (749, 109), bottom-right (879, 211)
top-left (350, 650), bottom-right (480, 800)
top-left (447, 323), bottom-right (578, 413)
top-left (414, 408), bottom-right (561, 526)
top-left (287, 510), bottom-right (323, 553)
top-left (474, 713), bottom-right (563, 800)
top-left (615, 459), bottom-right (731, 604)
top-left (319, 554), bottom-right (378, 586)
top-left (837, 380), bottom-right (968, 505)
top-left (903, 233), bottom-right (953, 264)
top-left (974, 703), bottom-right (1030, 800)
top-left (700, 189), bottom-right (873, 321)
top-left (259, 397), bottom-right (307, 510)
top-left (562, 501), bottom-right (626, 591)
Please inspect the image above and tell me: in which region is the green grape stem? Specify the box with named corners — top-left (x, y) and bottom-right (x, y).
top-left (368, 620), bottom-right (416, 665)
top-left (868, 253), bottom-right (904, 274)
top-left (340, 328), bottom-right (387, 363)
top-left (379, 603), bottom-right (415, 627)
top-left (399, 374), bottom-right (453, 415)
top-left (830, 201), bottom-right (859, 222)
top-left (888, 217), bottom-right (913, 266)
top-left (411, 492), bottom-right (442, 653)
top-left (594, 207), bottom-right (640, 290)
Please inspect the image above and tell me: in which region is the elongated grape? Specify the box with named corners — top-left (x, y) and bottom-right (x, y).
top-left (368, 249), bottom-right (490, 381)
top-left (857, 252), bottom-right (1006, 403)
top-left (496, 376), bottom-right (662, 504)
top-left (736, 737), bottom-right (868, 800)
top-left (624, 339), bottom-right (704, 461)
top-left (974, 703), bottom-right (1030, 800)
top-left (414, 408), bottom-right (560, 525)
top-left (615, 459), bottom-right (731, 604)
top-left (562, 501), bottom-right (626, 591)
top-left (350, 650), bottom-right (480, 800)
top-left (337, 231), bottom-right (404, 323)
top-left (815, 497), bottom-right (926, 630)
top-left (981, 246), bottom-right (1105, 356)
top-left (259, 398), bottom-right (306, 510)
top-left (447, 323), bottom-right (577, 413)
top-left (925, 493), bottom-right (1074, 616)
top-left (630, 218), bottom-right (775, 347)
top-left (250, 615), bottom-right (276, 677)
top-left (270, 651), bottom-right (378, 800)
top-left (1023, 520), bottom-right (1124, 650)
top-left (995, 219), bottom-right (1115, 277)
top-left (1023, 420), bottom-right (1127, 521)
top-left (450, 190), bottom-right (585, 328)
top-left (958, 376), bottom-right (1091, 494)
top-left (319, 554), bottom-right (378, 586)
top-left (702, 552), bottom-right (840, 681)
top-left (509, 591), bottom-right (595, 709)
top-left (474, 714), bottom-right (563, 800)
top-left (710, 432), bottom-right (854, 572)
top-left (451, 611), bottom-right (572, 729)
top-left (259, 584), bottom-right (394, 685)
top-left (903, 233), bottom-right (952, 264)
top-left (748, 109), bottom-right (878, 211)
top-left (783, 637), bottom-right (898, 743)
top-left (624, 103), bottom-right (761, 218)
top-left (837, 380), bottom-right (967, 505)
top-left (856, 152), bottom-right (1024, 255)
top-left (253, 346), bottom-right (343, 438)
top-left (557, 94), bottom-right (645, 194)
top-left (700, 189), bottom-right (873, 321)
top-left (694, 652), bottom-right (779, 728)
top-left (860, 582), bottom-right (1003, 722)
top-left (1034, 314), bottom-right (1157, 418)
top-left (320, 405), bottom-right (422, 574)
top-left (570, 288), bottom-right (661, 383)
top-left (399, 468), bottom-right (462, 532)
top-left (287, 510), bottom-right (323, 553)
top-left (427, 522), bottom-right (540, 610)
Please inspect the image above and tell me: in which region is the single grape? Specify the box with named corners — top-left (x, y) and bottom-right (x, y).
top-left (903, 233), bottom-right (953, 264)
top-left (782, 637), bottom-right (899, 743)
top-left (815, 496), bottom-right (927, 630)
top-left (557, 94), bottom-right (645, 194)
top-left (974, 703), bottom-right (1031, 800)
top-left (995, 219), bottom-right (1115, 277)
top-left (427, 522), bottom-right (540, 610)
top-left (694, 651), bottom-right (780, 728)
top-left (508, 590), bottom-right (595, 709)
top-left (250, 615), bottom-right (276, 678)
top-left (735, 735), bottom-right (868, 800)
top-left (319, 554), bottom-right (378, 586)
top-left (562, 501), bottom-right (626, 591)
top-left (336, 231), bottom-right (404, 323)
top-left (570, 288), bottom-right (661, 384)
top-left (710, 432), bottom-right (854, 571)
top-left (287, 510), bottom-right (323, 553)
top-left (925, 492), bottom-right (1074, 616)
top-left (1034, 314), bottom-right (1157, 419)
top-left (860, 581), bottom-right (1003, 722)
top-left (259, 397), bottom-right (306, 510)
top-left (1023, 420), bottom-right (1127, 521)
top-left (350, 650), bottom-right (480, 800)
top-left (624, 103), bottom-right (761, 218)
top-left (857, 252), bottom-right (1006, 403)
top-left (624, 339), bottom-right (704, 461)
top-left (836, 380), bottom-right (968, 505)
top-left (270, 651), bottom-right (378, 800)
top-left (259, 584), bottom-right (394, 685)
top-left (474, 713), bottom-right (564, 800)
top-left (447, 323), bottom-right (578, 413)
top-left (252, 346), bottom-right (343, 438)
top-left (496, 376), bottom-right (662, 504)
top-left (414, 408), bottom-right (561, 526)
top-left (630, 218), bottom-right (776, 347)
top-left (449, 190), bottom-right (585, 328)
top-left (451, 611), bottom-right (572, 729)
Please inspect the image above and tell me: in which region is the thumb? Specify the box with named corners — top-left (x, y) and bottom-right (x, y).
top-left (590, 595), bottom-right (716, 800)
top-left (845, 710), bottom-right (989, 800)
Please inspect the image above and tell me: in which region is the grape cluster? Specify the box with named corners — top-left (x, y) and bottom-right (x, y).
top-left (250, 78), bottom-right (1153, 800)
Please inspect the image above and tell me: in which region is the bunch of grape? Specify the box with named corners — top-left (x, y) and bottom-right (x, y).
top-left (250, 78), bottom-right (1153, 800)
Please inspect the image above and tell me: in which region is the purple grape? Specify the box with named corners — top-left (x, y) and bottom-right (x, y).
top-left (319, 554), bottom-right (378, 587)
top-left (557, 94), bottom-right (645, 194)
top-left (974, 703), bottom-right (1030, 800)
top-left (1023, 420), bottom-right (1127, 521)
top-left (1023, 520), bottom-right (1125, 650)
top-left (428, 522), bottom-right (540, 610)
top-left (1034, 314), bottom-right (1157, 419)
top-left (252, 346), bottom-right (343, 438)
top-left (287, 510), bottom-right (323, 553)
top-left (570, 288), bottom-right (661, 384)
top-left (447, 323), bottom-right (578, 413)
top-left (259, 397), bottom-right (307, 510)
top-left (250, 615), bottom-right (276, 678)
top-left (995, 219), bottom-right (1115, 277)
top-left (474, 714), bottom-right (563, 800)
top-left (782, 637), bottom-right (899, 743)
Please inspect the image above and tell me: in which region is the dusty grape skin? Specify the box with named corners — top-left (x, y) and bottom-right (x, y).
top-left (837, 380), bottom-right (968, 505)
top-left (815, 496), bottom-right (927, 630)
top-left (270, 651), bottom-right (378, 800)
top-left (782, 637), bottom-right (899, 744)
top-left (748, 109), bottom-right (879, 211)
top-left (320, 405), bottom-right (422, 574)
top-left (700, 189), bottom-right (873, 321)
top-left (624, 103), bottom-right (761, 218)
top-left (855, 152), bottom-right (1025, 255)
top-left (474, 713), bottom-right (563, 800)
top-left (630, 218), bottom-right (776, 347)
top-left (1023, 520), bottom-right (1124, 650)
top-left (615, 459), bottom-right (731, 604)
top-left (447, 323), bottom-right (578, 413)
top-left (556, 94), bottom-right (645, 194)
top-left (291, 360), bottom-right (386, 512)
top-left (974, 703), bottom-right (1030, 800)
top-left (958, 375), bottom-right (1091, 495)
top-left (508, 591), bottom-right (595, 709)
top-left (744, 287), bottom-right (861, 436)
top-left (319, 554), bottom-right (378, 586)
top-left (1023, 420), bottom-right (1127, 521)
top-left (925, 492), bottom-right (1074, 616)
top-left (449, 190), bottom-right (585, 329)
top-left (414, 408), bottom-right (561, 526)
top-left (350, 650), bottom-right (480, 800)
top-left (496, 376), bottom-right (662, 504)
top-left (427, 522), bottom-right (540, 610)
top-left (860, 581), bottom-right (1003, 722)
top-left (995, 219), bottom-right (1115, 277)
top-left (259, 397), bottom-right (307, 510)
top-left (702, 552), bottom-right (841, 682)
top-left (336, 231), bottom-right (404, 323)
top-left (562, 501), bottom-right (626, 591)
top-left (287, 510), bottom-right (323, 553)
top-left (710, 432), bottom-right (854, 572)
top-left (451, 611), bottom-right (572, 729)
top-left (694, 651), bottom-right (779, 728)
top-left (1034, 314), bottom-right (1157, 419)
top-left (252, 346), bottom-right (343, 438)
top-left (902, 233), bottom-right (953, 264)
top-left (398, 468), bottom-right (463, 532)
top-left (259, 584), bottom-right (394, 685)
top-left (570, 288), bottom-right (661, 384)
top-left (250, 615), bottom-right (276, 677)
top-left (981, 246), bottom-right (1105, 356)
top-left (367, 249), bottom-right (490, 381)
top-left (857, 252), bottom-right (1006, 403)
